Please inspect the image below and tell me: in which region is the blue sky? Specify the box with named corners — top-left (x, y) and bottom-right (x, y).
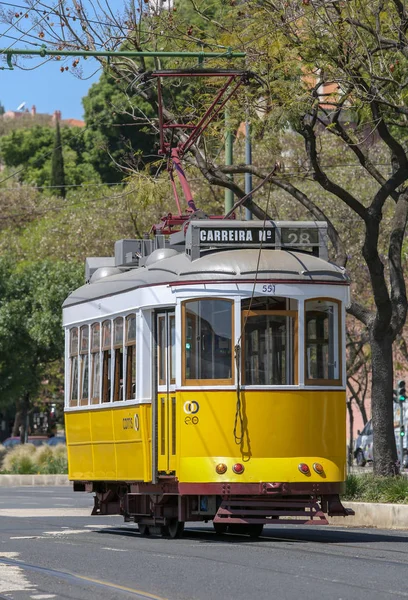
top-left (0, 55), bottom-right (101, 120)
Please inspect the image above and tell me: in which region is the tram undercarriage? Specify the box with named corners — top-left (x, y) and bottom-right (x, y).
top-left (79, 481), bottom-right (354, 538)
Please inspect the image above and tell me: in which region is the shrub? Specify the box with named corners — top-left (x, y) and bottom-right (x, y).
top-left (344, 474), bottom-right (408, 504)
top-left (1, 443), bottom-right (68, 474)
top-left (2, 444), bottom-right (37, 474)
top-left (37, 445), bottom-right (68, 474)
top-left (0, 445), bottom-right (7, 469)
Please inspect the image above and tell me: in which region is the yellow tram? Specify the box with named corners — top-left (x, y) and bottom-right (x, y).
top-left (63, 219), bottom-right (353, 538)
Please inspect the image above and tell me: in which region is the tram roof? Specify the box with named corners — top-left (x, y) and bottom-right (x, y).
top-left (63, 249), bottom-right (348, 308)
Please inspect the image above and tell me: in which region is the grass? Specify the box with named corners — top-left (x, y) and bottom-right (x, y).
top-left (344, 474), bottom-right (408, 504)
top-left (0, 443), bottom-right (67, 475)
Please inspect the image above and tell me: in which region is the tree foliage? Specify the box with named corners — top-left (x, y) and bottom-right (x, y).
top-left (0, 124), bottom-right (100, 189)
top-left (50, 121), bottom-right (66, 198)
top-left (0, 258), bottom-right (82, 423)
top-left (82, 71), bottom-right (158, 182)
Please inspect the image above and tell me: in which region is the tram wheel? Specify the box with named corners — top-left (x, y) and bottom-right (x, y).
top-left (138, 524), bottom-right (150, 536)
top-left (228, 524), bottom-right (263, 537)
top-left (213, 523), bottom-right (228, 535)
top-left (247, 524), bottom-right (264, 538)
top-left (164, 519), bottom-right (185, 539)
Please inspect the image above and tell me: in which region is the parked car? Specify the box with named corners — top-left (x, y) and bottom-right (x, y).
top-left (354, 420), bottom-right (373, 467)
top-left (2, 436), bottom-right (49, 449)
top-left (354, 419), bottom-right (408, 468)
top-left (46, 436), bottom-right (66, 446)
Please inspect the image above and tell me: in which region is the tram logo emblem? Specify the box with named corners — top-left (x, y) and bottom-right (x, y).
top-left (183, 401), bottom-right (199, 415)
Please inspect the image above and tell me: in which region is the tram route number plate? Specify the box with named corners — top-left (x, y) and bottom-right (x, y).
top-left (281, 228), bottom-right (319, 246)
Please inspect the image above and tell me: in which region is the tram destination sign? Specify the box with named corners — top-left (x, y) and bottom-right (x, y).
top-left (199, 226), bottom-right (275, 245)
top-left (184, 220), bottom-right (328, 260)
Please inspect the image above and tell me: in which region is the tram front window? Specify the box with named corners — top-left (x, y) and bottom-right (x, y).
top-left (243, 313), bottom-right (295, 385)
top-left (305, 299), bottom-right (340, 384)
top-left (183, 299), bottom-right (233, 383)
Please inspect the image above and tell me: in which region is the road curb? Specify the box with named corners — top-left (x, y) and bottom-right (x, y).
top-left (0, 474), bottom-right (70, 487)
top-left (328, 501), bottom-right (408, 530)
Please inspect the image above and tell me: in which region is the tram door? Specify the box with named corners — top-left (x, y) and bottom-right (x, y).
top-left (156, 312), bottom-right (177, 474)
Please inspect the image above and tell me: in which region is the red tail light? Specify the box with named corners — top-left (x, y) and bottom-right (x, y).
top-left (232, 463), bottom-right (244, 474)
top-left (298, 463), bottom-right (310, 474)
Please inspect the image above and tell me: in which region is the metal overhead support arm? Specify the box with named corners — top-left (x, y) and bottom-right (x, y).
top-left (145, 69), bottom-right (256, 234)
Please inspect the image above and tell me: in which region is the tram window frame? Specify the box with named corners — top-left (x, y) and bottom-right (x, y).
top-left (102, 320), bottom-right (112, 403)
top-left (113, 317), bottom-right (124, 402)
top-left (79, 325), bottom-right (90, 405)
top-left (69, 327), bottom-right (79, 407)
top-left (158, 315), bottom-right (166, 387)
top-left (241, 308), bottom-right (298, 386)
top-left (304, 298), bottom-right (341, 386)
top-left (90, 322), bottom-right (101, 404)
top-left (182, 298), bottom-right (234, 386)
top-left (125, 314), bottom-right (136, 401)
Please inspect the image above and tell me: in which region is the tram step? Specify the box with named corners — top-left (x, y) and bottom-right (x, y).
top-left (213, 497), bottom-right (328, 525)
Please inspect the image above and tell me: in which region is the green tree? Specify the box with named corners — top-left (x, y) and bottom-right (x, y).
top-left (82, 71), bottom-right (158, 183)
top-left (0, 102), bottom-right (5, 116)
top-left (0, 125), bottom-right (100, 189)
top-left (50, 121), bottom-right (66, 198)
top-left (0, 258), bottom-right (82, 440)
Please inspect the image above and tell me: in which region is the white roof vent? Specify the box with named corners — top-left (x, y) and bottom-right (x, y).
top-left (145, 248), bottom-right (179, 266)
top-left (90, 266), bottom-right (122, 283)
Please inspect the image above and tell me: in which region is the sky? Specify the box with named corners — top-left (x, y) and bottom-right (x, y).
top-left (0, 0), bottom-right (173, 120)
top-left (0, 0), bottom-right (124, 120)
top-left (0, 54), bottom-right (101, 121)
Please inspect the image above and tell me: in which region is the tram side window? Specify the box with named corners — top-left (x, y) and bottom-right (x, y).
top-left (183, 299), bottom-right (233, 383)
top-left (242, 298), bottom-right (296, 385)
top-left (126, 314), bottom-right (136, 400)
top-left (69, 328), bottom-right (79, 407)
top-left (305, 299), bottom-right (340, 384)
top-left (80, 325), bottom-right (89, 405)
top-left (113, 317), bottom-right (124, 401)
top-left (102, 320), bottom-right (112, 403)
top-left (90, 322), bottom-right (101, 404)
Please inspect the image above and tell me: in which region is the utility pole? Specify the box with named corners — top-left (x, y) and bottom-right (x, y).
top-left (397, 380), bottom-right (406, 465)
top-left (224, 107), bottom-right (234, 214)
top-left (245, 120), bottom-right (253, 221)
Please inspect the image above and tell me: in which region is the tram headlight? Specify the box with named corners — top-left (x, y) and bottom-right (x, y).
top-left (216, 463), bottom-right (227, 474)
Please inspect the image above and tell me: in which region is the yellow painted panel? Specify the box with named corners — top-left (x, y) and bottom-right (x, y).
top-left (66, 391), bottom-right (345, 485)
top-left (65, 411), bottom-right (91, 444)
top-left (179, 456), bottom-right (344, 483)
top-left (177, 390), bottom-right (346, 483)
top-left (65, 404), bottom-right (152, 481)
top-left (92, 442), bottom-right (117, 479)
top-left (90, 409), bottom-right (114, 442)
top-left (67, 444), bottom-right (93, 480)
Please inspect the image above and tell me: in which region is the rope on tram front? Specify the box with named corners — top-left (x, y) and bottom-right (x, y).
top-left (233, 343), bottom-right (244, 445)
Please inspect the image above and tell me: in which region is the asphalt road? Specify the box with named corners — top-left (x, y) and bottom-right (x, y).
top-left (1, 487), bottom-right (408, 600)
